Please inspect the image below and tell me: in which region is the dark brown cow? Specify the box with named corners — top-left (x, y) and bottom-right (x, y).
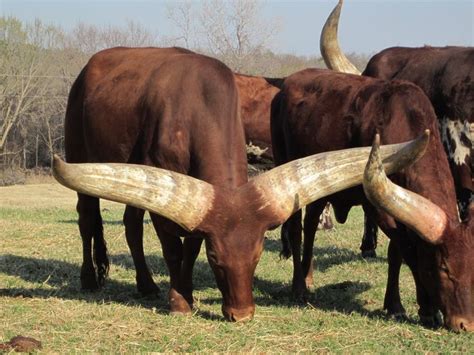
top-left (271, 68), bottom-right (474, 331)
top-left (322, 0), bottom-right (473, 220)
top-left (235, 74), bottom-right (283, 163)
top-left (56, 46), bottom-right (425, 321)
top-left (364, 47), bottom-right (473, 219)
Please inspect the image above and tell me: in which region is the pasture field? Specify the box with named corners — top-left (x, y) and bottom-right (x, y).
top-left (1, 182), bottom-right (473, 352)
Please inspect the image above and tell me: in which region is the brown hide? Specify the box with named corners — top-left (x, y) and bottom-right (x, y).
top-left (363, 46), bottom-right (474, 219)
top-left (271, 68), bottom-right (474, 331)
top-left (234, 74), bottom-right (283, 161)
top-left (65, 47), bottom-right (251, 320)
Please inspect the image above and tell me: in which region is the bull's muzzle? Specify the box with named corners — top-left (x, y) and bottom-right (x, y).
top-left (222, 305), bottom-right (255, 322)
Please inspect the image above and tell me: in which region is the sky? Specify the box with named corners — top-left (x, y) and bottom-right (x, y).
top-left (1, 0), bottom-right (473, 56)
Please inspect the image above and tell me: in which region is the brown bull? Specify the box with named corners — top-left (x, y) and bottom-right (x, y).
top-left (235, 74), bottom-right (283, 163)
top-left (271, 68), bottom-right (474, 331)
top-left (55, 46), bottom-right (425, 321)
top-left (322, 0), bottom-right (474, 220)
top-left (236, 74), bottom-right (334, 229)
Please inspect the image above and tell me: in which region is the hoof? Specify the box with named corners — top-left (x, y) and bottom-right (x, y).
top-left (169, 290), bottom-right (192, 315)
top-left (384, 303), bottom-right (407, 318)
top-left (388, 312), bottom-right (409, 322)
top-left (80, 268), bottom-right (100, 291)
top-left (137, 282), bottom-right (160, 297)
top-left (96, 264), bottom-right (109, 287)
top-left (291, 287), bottom-right (308, 303)
top-left (361, 249), bottom-right (377, 259)
top-left (420, 311), bottom-right (443, 328)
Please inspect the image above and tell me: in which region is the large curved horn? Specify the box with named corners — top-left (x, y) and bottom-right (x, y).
top-left (320, 0), bottom-right (361, 74)
top-left (251, 131), bottom-right (430, 225)
top-left (363, 133), bottom-right (448, 244)
top-left (52, 156), bottom-right (215, 232)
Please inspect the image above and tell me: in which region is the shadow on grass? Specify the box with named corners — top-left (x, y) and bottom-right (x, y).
top-left (0, 252), bottom-right (405, 325)
top-left (264, 237), bottom-right (387, 271)
top-left (0, 254), bottom-right (172, 313)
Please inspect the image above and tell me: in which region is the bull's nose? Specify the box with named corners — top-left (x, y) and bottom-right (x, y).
top-left (222, 305), bottom-right (255, 322)
top-left (447, 317), bottom-right (474, 332)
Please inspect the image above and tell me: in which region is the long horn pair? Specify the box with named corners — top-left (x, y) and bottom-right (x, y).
top-left (320, 0), bottom-right (361, 74)
top-left (363, 133), bottom-right (448, 244)
top-left (53, 132), bottom-right (430, 231)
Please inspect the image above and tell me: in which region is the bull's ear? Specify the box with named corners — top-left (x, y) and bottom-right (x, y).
top-left (363, 133), bottom-right (448, 245)
top-left (52, 155), bottom-right (215, 232)
top-left (250, 131), bottom-right (430, 226)
top-left (320, 0), bottom-right (360, 74)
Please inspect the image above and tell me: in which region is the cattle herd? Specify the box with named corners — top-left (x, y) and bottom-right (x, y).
top-left (52, 0), bottom-right (473, 331)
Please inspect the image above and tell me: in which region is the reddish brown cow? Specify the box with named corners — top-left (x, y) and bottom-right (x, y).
top-left (363, 47), bottom-right (473, 220)
top-left (235, 74), bottom-right (283, 163)
top-left (56, 46), bottom-right (425, 321)
top-left (236, 74), bottom-right (334, 229)
top-left (322, 0), bottom-right (473, 220)
top-left (271, 68), bottom-right (474, 331)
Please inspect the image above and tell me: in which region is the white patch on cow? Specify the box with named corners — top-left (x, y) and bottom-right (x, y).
top-left (440, 117), bottom-right (473, 165)
top-left (246, 141), bottom-right (268, 157)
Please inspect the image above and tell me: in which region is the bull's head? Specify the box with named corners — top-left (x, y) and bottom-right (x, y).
top-left (364, 134), bottom-right (474, 332)
top-left (53, 134), bottom-right (428, 321)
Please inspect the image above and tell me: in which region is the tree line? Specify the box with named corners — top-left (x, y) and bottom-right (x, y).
top-left (0, 0), bottom-right (369, 184)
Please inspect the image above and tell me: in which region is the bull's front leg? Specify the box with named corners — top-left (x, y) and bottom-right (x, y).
top-left (150, 214), bottom-right (192, 315)
top-left (179, 237), bottom-right (204, 307)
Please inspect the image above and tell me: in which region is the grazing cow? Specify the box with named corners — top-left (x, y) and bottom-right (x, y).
top-left (271, 68), bottom-right (474, 331)
top-left (364, 47), bottom-right (473, 219)
top-left (321, 0), bottom-right (473, 220)
top-left (56, 46), bottom-right (425, 321)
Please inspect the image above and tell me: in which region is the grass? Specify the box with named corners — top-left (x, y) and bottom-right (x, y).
top-left (1, 182), bottom-right (473, 352)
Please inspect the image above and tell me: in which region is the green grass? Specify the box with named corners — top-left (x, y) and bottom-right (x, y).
top-left (1, 183), bottom-right (473, 352)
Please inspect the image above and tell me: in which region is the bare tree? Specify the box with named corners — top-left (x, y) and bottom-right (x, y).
top-left (0, 18), bottom-right (57, 153)
top-left (167, 0), bottom-right (280, 73)
top-left (67, 21), bottom-right (159, 55)
top-left (166, 0), bottom-right (197, 49)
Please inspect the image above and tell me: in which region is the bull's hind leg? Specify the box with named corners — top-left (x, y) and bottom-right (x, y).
top-left (383, 239), bottom-right (406, 317)
top-left (302, 202), bottom-right (327, 290)
top-left (282, 210), bottom-right (306, 299)
top-left (123, 206), bottom-right (159, 295)
top-left (360, 205), bottom-right (379, 258)
top-left (77, 193), bottom-right (109, 290)
top-left (150, 214), bottom-right (192, 315)
top-left (180, 237), bottom-right (203, 307)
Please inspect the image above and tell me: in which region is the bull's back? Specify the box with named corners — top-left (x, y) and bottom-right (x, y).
top-left (273, 67), bottom-right (457, 217)
top-left (273, 69), bottom-right (376, 159)
top-left (65, 47), bottom-right (247, 187)
top-left (363, 46), bottom-right (474, 116)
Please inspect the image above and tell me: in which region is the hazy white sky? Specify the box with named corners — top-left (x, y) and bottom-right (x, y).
top-left (1, 0), bottom-right (473, 55)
